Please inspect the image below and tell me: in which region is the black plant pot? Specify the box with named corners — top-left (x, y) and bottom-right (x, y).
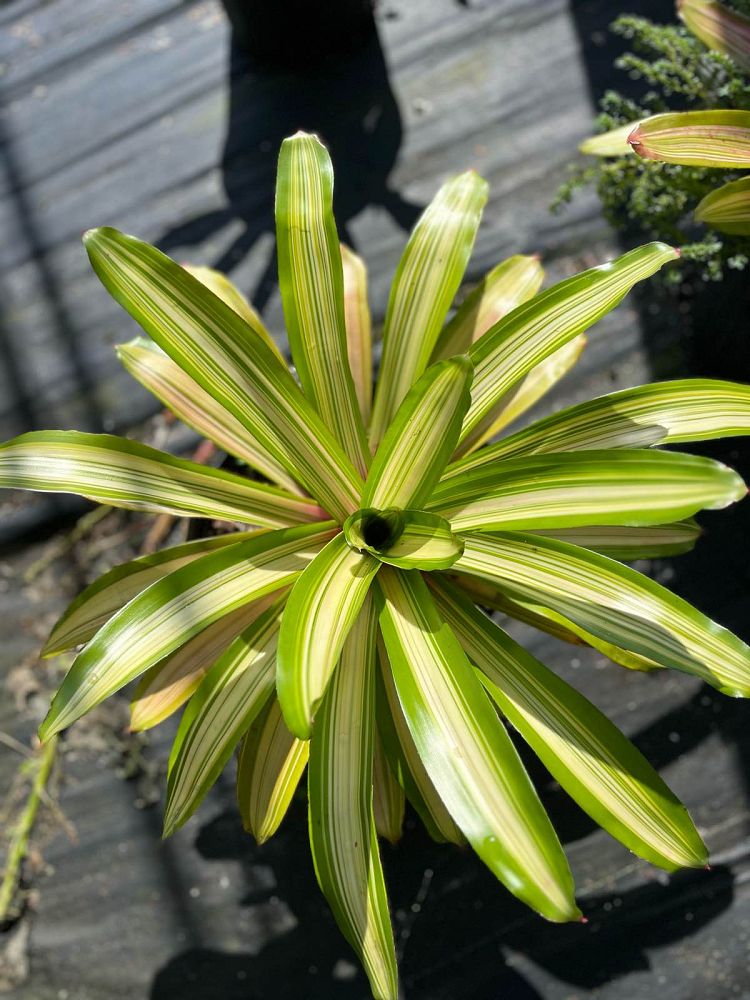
top-left (219, 0), bottom-right (376, 67)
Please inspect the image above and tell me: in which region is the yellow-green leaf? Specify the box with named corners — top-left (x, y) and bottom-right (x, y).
top-left (579, 121), bottom-right (641, 156)
top-left (628, 111), bottom-right (750, 168)
top-left (40, 523), bottom-right (336, 741)
top-left (369, 172), bottom-right (488, 446)
top-left (429, 449), bottom-right (745, 532)
top-left (130, 594), bottom-right (283, 732)
top-left (341, 244), bottom-right (373, 424)
top-left (43, 533), bottom-right (256, 657)
top-left (0, 431), bottom-right (324, 528)
top-left (527, 521), bottom-right (702, 560)
top-left (308, 595), bottom-right (398, 1000)
top-left (695, 174), bottom-right (750, 234)
top-left (443, 378), bottom-right (750, 476)
top-left (84, 227), bottom-right (364, 521)
top-left (372, 731), bottom-right (405, 845)
top-left (431, 254), bottom-right (544, 361)
top-left (466, 335), bottom-right (585, 451)
top-left (449, 572), bottom-right (660, 671)
top-left (182, 264), bottom-right (284, 362)
top-left (276, 533), bottom-right (380, 739)
top-left (365, 357), bottom-right (473, 510)
top-left (376, 568), bottom-right (579, 922)
top-left (237, 696), bottom-right (308, 844)
top-left (164, 600), bottom-right (284, 834)
top-left (678, 0), bottom-right (750, 74)
top-left (117, 338), bottom-right (302, 494)
top-left (432, 579), bottom-right (707, 870)
top-left (376, 637), bottom-right (464, 845)
top-left (276, 133), bottom-right (370, 474)
top-left (458, 243), bottom-right (679, 453)
top-left (456, 532), bottom-right (750, 697)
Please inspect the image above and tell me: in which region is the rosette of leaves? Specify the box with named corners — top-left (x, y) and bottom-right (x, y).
top-left (3, 133), bottom-right (750, 998)
top-left (557, 0), bottom-right (750, 281)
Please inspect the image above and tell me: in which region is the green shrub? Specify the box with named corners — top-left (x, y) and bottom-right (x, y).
top-left (555, 8), bottom-right (750, 280)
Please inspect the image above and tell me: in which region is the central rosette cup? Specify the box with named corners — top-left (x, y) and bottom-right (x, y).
top-left (343, 507), bottom-right (464, 570)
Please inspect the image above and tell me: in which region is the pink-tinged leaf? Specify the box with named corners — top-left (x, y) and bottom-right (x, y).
top-left (628, 111), bottom-right (750, 168)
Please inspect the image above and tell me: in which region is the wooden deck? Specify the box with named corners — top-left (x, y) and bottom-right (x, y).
top-left (1, 0), bottom-right (750, 997)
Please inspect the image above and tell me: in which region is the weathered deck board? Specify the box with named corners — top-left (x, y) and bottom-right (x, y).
top-left (0, 0), bottom-right (620, 445)
top-left (1, 0), bottom-right (750, 997)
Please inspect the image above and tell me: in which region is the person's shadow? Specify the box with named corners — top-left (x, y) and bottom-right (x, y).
top-left (158, 15), bottom-right (422, 314)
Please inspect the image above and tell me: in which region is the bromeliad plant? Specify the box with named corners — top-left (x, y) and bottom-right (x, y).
top-left (4, 132), bottom-right (750, 997)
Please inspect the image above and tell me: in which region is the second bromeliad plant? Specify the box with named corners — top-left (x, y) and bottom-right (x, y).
top-left (2, 132), bottom-right (750, 997)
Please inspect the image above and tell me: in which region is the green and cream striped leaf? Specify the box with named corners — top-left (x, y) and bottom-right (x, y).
top-left (431, 579), bottom-right (707, 870)
top-left (458, 243), bottom-right (679, 453)
top-left (43, 533), bottom-right (255, 657)
top-left (429, 449), bottom-right (745, 532)
top-left (308, 595), bottom-right (398, 1000)
top-left (372, 731), bottom-right (405, 845)
top-left (237, 697), bottom-right (308, 843)
top-left (695, 175), bottom-right (750, 235)
top-left (466, 335), bottom-right (586, 452)
top-left (679, 0), bottom-right (750, 70)
top-left (528, 521), bottom-right (701, 560)
top-left (376, 638), bottom-right (464, 845)
top-left (449, 573), bottom-right (660, 671)
top-left (182, 264), bottom-right (284, 362)
top-left (164, 601), bottom-right (284, 835)
top-left (679, 0), bottom-right (750, 71)
top-left (376, 568), bottom-right (579, 922)
top-left (449, 572), bottom-right (587, 645)
top-left (579, 122), bottom-right (640, 157)
top-left (117, 338), bottom-right (302, 494)
top-left (84, 227), bottom-right (364, 521)
top-left (443, 378), bottom-right (750, 477)
top-left (344, 509), bottom-right (464, 570)
top-left (276, 532), bottom-right (380, 739)
top-left (0, 431), bottom-right (323, 528)
top-left (369, 172), bottom-right (488, 446)
top-left (431, 254), bottom-right (544, 361)
top-left (341, 244), bottom-right (373, 425)
top-left (276, 134), bottom-right (369, 474)
top-left (364, 357), bottom-right (473, 510)
top-left (39, 523), bottom-right (336, 741)
top-left (502, 592), bottom-right (660, 672)
top-left (456, 532), bottom-right (750, 696)
top-left (628, 111), bottom-right (750, 167)
top-left (130, 594), bottom-right (283, 732)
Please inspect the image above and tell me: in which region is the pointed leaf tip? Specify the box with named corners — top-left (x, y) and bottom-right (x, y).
top-left (459, 242), bottom-right (679, 450)
top-left (276, 130), bottom-right (370, 474)
top-left (369, 170), bottom-right (487, 443)
top-left (628, 125), bottom-right (643, 146)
